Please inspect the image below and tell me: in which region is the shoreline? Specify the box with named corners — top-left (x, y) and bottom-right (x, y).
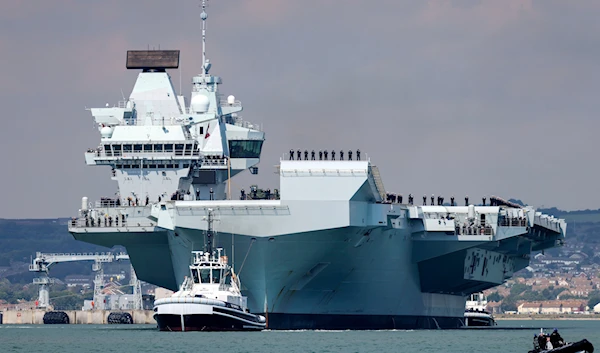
top-left (496, 315), bottom-right (600, 321)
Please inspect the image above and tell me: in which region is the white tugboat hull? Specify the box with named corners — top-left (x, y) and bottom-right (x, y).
top-left (463, 311), bottom-right (496, 327)
top-left (154, 297), bottom-right (266, 332)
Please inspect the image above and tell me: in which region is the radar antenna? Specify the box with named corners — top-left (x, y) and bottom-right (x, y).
top-left (200, 0), bottom-right (211, 77)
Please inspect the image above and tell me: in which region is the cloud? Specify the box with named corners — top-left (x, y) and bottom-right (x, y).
top-left (0, 0), bottom-right (599, 217)
top-left (417, 0), bottom-right (535, 31)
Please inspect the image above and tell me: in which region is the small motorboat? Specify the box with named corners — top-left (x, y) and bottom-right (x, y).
top-left (529, 338), bottom-right (594, 353)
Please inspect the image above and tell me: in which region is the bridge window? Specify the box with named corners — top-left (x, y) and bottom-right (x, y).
top-left (123, 144), bottom-right (132, 153)
top-left (200, 269), bottom-right (210, 284)
top-left (228, 140), bottom-right (263, 158)
top-left (185, 144), bottom-right (193, 156)
top-left (165, 144), bottom-right (173, 152)
top-left (212, 269), bottom-right (221, 284)
top-left (134, 144), bottom-right (142, 152)
top-left (144, 144), bottom-right (152, 152)
top-left (175, 144), bottom-right (184, 156)
top-left (154, 144), bottom-right (163, 152)
top-left (191, 269), bottom-right (199, 283)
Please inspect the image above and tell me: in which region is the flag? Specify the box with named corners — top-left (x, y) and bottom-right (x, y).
top-left (204, 123), bottom-right (210, 139)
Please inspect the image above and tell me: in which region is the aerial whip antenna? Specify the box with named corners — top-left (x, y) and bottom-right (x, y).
top-left (200, 0), bottom-right (211, 77)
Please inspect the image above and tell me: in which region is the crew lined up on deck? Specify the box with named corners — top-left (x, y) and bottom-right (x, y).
top-left (289, 149), bottom-right (361, 161)
top-left (382, 194), bottom-right (503, 207)
top-left (98, 192), bottom-right (507, 208)
top-left (72, 213), bottom-right (127, 228)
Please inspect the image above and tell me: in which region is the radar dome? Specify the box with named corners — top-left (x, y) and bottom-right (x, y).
top-left (100, 126), bottom-right (114, 138)
top-left (191, 94), bottom-right (210, 113)
top-left (227, 95), bottom-right (235, 105)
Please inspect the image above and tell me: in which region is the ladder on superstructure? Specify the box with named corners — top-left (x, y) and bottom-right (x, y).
top-left (369, 165), bottom-right (387, 201)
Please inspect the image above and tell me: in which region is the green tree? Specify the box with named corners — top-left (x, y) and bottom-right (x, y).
top-left (487, 292), bottom-right (503, 302)
top-left (502, 296), bottom-right (518, 312)
top-left (588, 290), bottom-right (600, 309)
top-left (510, 283), bottom-right (528, 296)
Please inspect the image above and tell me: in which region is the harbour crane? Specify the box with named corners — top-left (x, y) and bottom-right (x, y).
top-left (29, 252), bottom-right (142, 310)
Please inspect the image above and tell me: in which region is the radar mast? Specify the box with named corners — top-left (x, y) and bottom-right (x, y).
top-left (201, 0), bottom-right (211, 77)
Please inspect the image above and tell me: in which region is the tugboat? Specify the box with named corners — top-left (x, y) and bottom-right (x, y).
top-left (463, 292), bottom-right (496, 327)
top-left (153, 210), bottom-right (266, 331)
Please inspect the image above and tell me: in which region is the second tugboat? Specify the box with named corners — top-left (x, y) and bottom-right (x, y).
top-left (153, 209), bottom-right (266, 331)
top-left (464, 292), bottom-right (496, 327)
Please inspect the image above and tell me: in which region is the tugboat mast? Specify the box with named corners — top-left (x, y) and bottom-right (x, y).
top-left (205, 209), bottom-right (214, 255)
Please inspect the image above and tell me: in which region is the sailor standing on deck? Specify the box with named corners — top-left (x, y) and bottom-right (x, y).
top-left (537, 333), bottom-right (547, 350)
top-left (550, 328), bottom-right (565, 348)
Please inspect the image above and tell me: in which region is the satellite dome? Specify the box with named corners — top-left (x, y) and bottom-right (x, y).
top-left (191, 94), bottom-right (210, 113)
top-left (227, 95), bottom-right (235, 105)
top-left (100, 126), bottom-right (114, 138)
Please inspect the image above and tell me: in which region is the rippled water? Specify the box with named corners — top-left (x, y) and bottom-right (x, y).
top-left (1, 320), bottom-right (599, 353)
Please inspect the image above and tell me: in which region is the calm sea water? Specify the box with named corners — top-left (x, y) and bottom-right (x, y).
top-left (1, 320), bottom-right (599, 353)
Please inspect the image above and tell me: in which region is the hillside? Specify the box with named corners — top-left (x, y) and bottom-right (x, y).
top-left (0, 218), bottom-right (115, 283)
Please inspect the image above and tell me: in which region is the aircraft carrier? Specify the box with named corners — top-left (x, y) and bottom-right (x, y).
top-left (69, 1), bottom-right (566, 329)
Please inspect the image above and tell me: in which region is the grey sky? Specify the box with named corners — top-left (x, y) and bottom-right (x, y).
top-left (0, 0), bottom-right (598, 218)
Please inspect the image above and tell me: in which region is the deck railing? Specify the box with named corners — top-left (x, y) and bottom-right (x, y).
top-left (69, 218), bottom-right (155, 229)
top-left (455, 225), bottom-right (494, 236)
top-left (498, 217), bottom-right (528, 227)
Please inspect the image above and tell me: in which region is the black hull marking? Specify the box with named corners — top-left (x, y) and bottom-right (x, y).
top-left (155, 314), bottom-right (264, 332)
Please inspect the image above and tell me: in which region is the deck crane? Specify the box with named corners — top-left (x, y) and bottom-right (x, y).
top-left (29, 252), bottom-right (141, 310)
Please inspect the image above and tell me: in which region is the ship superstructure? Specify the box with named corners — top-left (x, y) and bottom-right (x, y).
top-left (69, 2), bottom-right (566, 329)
